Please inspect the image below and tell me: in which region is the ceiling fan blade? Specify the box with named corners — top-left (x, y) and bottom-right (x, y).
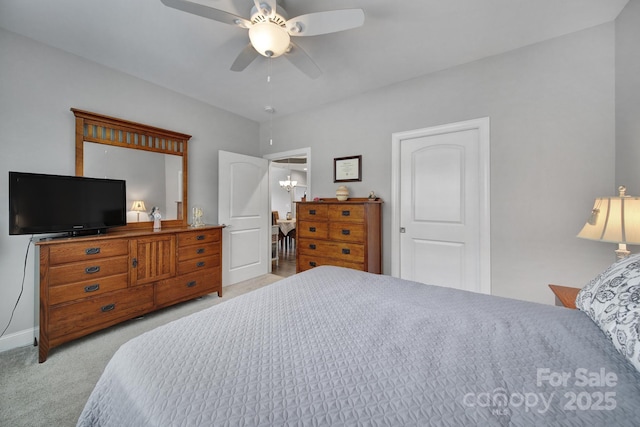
top-left (253, 0), bottom-right (277, 18)
top-left (161, 0), bottom-right (251, 28)
top-left (230, 44), bottom-right (260, 72)
top-left (284, 42), bottom-right (322, 79)
top-left (286, 9), bottom-right (364, 37)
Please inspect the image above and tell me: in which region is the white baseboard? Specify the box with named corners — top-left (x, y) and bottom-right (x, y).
top-left (0, 327), bottom-right (37, 353)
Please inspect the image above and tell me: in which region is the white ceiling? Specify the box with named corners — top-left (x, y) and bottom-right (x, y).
top-left (0, 0), bottom-right (628, 122)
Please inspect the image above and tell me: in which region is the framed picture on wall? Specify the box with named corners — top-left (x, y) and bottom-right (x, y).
top-left (334, 155), bottom-right (362, 182)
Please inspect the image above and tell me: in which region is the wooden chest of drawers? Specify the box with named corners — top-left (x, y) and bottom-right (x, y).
top-left (157, 229), bottom-right (222, 307)
top-left (37, 226), bottom-right (223, 362)
top-left (296, 198), bottom-right (382, 273)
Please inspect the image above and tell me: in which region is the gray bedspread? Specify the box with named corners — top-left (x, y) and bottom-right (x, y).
top-left (77, 266), bottom-right (640, 426)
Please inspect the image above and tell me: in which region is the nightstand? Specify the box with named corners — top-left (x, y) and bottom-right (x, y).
top-left (548, 284), bottom-right (581, 309)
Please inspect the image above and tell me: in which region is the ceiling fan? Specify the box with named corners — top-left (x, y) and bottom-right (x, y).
top-left (161, 0), bottom-right (365, 79)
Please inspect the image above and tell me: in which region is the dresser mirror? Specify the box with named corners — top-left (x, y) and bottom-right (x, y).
top-left (73, 108), bottom-right (191, 229)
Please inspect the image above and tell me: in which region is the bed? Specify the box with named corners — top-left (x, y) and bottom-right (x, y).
top-left (78, 265), bottom-right (640, 426)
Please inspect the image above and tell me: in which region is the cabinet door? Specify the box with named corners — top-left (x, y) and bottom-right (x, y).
top-left (130, 235), bottom-right (176, 286)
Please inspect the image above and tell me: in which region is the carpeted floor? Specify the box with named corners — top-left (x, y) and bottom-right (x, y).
top-left (0, 274), bottom-right (282, 427)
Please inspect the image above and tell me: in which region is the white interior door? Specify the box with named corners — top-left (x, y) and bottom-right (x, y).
top-left (391, 118), bottom-right (491, 294)
top-left (218, 150), bottom-right (269, 286)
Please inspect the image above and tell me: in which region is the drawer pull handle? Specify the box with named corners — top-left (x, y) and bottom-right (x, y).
top-left (196, 261), bottom-right (206, 267)
top-left (186, 281), bottom-right (197, 288)
top-left (342, 210), bottom-right (350, 216)
top-left (342, 248), bottom-right (351, 255)
top-left (85, 266), bottom-right (100, 274)
top-left (85, 247), bottom-right (101, 255)
top-left (101, 304), bottom-right (115, 313)
top-left (341, 229), bottom-right (351, 235)
top-left (309, 261), bottom-right (317, 267)
top-left (309, 227), bottom-right (316, 232)
top-left (309, 209), bottom-right (316, 215)
top-left (196, 248), bottom-right (205, 254)
top-left (196, 235), bottom-right (206, 240)
top-left (309, 244), bottom-right (316, 250)
top-left (132, 258), bottom-right (138, 268)
top-left (84, 284), bottom-right (100, 293)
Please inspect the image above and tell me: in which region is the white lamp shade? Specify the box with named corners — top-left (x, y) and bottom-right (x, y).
top-left (578, 196), bottom-right (640, 244)
top-left (131, 200), bottom-right (146, 212)
top-left (249, 21), bottom-right (290, 57)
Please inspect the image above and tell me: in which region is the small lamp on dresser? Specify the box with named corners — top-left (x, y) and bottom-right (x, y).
top-left (577, 186), bottom-right (640, 259)
top-left (131, 200), bottom-right (147, 222)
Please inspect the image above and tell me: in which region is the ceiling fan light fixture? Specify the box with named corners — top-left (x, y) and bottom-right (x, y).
top-left (161, 0), bottom-right (365, 78)
top-left (249, 21), bottom-right (290, 57)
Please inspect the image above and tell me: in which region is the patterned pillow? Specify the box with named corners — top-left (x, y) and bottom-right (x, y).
top-left (576, 254), bottom-right (640, 372)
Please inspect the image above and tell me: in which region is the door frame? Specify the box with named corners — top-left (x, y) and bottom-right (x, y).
top-left (263, 147), bottom-right (311, 272)
top-left (390, 118), bottom-right (491, 291)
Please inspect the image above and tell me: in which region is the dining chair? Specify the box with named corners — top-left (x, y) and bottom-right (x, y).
top-left (271, 225), bottom-right (279, 266)
top-left (272, 211), bottom-right (285, 249)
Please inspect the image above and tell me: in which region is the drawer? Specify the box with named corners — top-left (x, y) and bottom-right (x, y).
top-left (177, 253), bottom-right (220, 275)
top-left (298, 239), bottom-right (365, 263)
top-left (49, 273), bottom-right (128, 306)
top-left (177, 229), bottom-right (221, 247)
top-left (298, 255), bottom-right (363, 272)
top-left (49, 285), bottom-right (153, 339)
top-left (328, 205), bottom-right (365, 223)
top-left (328, 223), bottom-right (365, 242)
top-left (178, 242), bottom-right (220, 262)
top-left (297, 221), bottom-right (329, 239)
top-left (49, 255), bottom-right (129, 287)
top-left (48, 240), bottom-right (128, 265)
top-left (156, 268), bottom-right (221, 306)
top-left (297, 204), bottom-right (328, 220)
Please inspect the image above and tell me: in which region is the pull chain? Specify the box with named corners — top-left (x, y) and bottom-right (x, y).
top-left (268, 57), bottom-right (273, 145)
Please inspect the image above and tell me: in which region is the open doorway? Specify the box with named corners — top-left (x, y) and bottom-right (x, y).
top-left (264, 148), bottom-right (311, 277)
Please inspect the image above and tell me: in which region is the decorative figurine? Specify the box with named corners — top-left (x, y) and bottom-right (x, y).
top-left (368, 191), bottom-right (377, 200)
top-left (150, 206), bottom-right (162, 230)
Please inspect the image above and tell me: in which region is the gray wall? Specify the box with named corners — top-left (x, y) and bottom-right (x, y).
top-left (3, 4), bottom-right (638, 352)
top-left (261, 23), bottom-right (618, 305)
top-left (0, 28), bottom-right (259, 351)
top-left (616, 0), bottom-right (640, 193)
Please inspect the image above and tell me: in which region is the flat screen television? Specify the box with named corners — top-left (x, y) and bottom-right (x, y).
top-left (9, 171), bottom-right (127, 236)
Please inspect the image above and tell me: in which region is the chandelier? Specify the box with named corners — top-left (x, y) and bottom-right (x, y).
top-left (279, 175), bottom-right (297, 192)
top-left (279, 157), bottom-right (297, 192)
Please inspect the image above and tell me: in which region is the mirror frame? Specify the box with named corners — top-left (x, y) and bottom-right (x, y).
top-left (72, 108), bottom-right (191, 230)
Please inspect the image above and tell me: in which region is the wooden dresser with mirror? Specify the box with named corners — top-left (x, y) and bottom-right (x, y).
top-left (36, 109), bottom-right (223, 362)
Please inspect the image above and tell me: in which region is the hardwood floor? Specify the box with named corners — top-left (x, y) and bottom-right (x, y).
top-left (272, 244), bottom-right (296, 278)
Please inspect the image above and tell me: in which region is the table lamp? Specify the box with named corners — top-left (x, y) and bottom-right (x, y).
top-left (131, 200), bottom-right (146, 222)
top-left (577, 186), bottom-right (640, 259)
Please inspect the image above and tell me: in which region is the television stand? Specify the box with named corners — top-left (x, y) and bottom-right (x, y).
top-left (35, 225), bottom-right (223, 362)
